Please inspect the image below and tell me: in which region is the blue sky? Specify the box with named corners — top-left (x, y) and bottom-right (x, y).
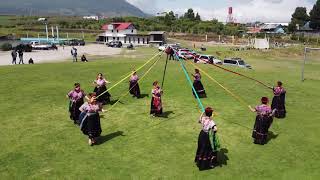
top-left (127, 0), bottom-right (317, 22)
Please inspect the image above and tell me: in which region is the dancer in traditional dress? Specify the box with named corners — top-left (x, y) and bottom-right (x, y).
top-left (249, 97), bottom-right (275, 145)
top-left (79, 93), bottom-right (104, 146)
top-left (66, 83), bottom-right (86, 125)
top-left (129, 71), bottom-right (141, 98)
top-left (192, 69), bottom-right (206, 98)
top-left (150, 81), bottom-right (163, 117)
top-left (195, 107), bottom-right (220, 170)
top-left (93, 73), bottom-right (111, 105)
top-left (270, 81), bottom-right (286, 118)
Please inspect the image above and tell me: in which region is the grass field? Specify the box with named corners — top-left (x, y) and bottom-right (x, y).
top-left (0, 46), bottom-right (320, 179)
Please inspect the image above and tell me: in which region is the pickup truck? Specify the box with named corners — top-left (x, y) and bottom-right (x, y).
top-left (30, 41), bottom-right (53, 50)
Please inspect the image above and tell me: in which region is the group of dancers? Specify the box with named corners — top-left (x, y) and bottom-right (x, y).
top-left (192, 69), bottom-right (286, 170)
top-left (66, 72), bottom-right (164, 145)
top-left (66, 67), bottom-right (286, 171)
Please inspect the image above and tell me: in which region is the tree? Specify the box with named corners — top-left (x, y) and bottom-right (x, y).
top-left (184, 8), bottom-right (195, 20)
top-left (288, 7), bottom-right (310, 32)
top-left (195, 13), bottom-right (201, 21)
top-left (164, 11), bottom-right (176, 26)
top-left (310, 0), bottom-right (320, 30)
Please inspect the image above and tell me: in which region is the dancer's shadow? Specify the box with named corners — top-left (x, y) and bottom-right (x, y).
top-left (97, 131), bottom-right (125, 145)
top-left (216, 148), bottom-right (229, 167)
top-left (157, 111), bottom-right (174, 119)
top-left (109, 99), bottom-right (123, 105)
top-left (138, 94), bottom-right (149, 99)
top-left (266, 131), bottom-right (279, 143)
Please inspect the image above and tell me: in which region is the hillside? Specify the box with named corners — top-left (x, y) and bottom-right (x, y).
top-left (0, 0), bottom-right (147, 17)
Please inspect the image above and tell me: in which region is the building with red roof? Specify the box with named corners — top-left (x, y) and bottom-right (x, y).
top-left (97, 22), bottom-right (166, 46)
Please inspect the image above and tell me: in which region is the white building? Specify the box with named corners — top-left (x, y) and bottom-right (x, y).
top-left (83, 16), bottom-right (99, 21)
top-left (97, 23), bottom-right (166, 46)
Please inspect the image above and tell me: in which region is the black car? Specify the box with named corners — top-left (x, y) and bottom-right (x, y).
top-left (107, 41), bottom-right (122, 48)
top-left (68, 39), bottom-right (85, 46)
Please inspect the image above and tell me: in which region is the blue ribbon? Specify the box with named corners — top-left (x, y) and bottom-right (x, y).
top-left (174, 51), bottom-right (205, 112)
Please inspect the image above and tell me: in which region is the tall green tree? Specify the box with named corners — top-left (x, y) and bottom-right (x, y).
top-left (184, 8), bottom-right (195, 20)
top-left (195, 13), bottom-right (201, 21)
top-left (164, 11), bottom-right (176, 26)
top-left (288, 7), bottom-right (310, 32)
top-left (310, 0), bottom-right (320, 30)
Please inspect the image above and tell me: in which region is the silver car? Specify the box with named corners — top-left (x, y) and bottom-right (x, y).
top-left (223, 58), bottom-right (252, 69)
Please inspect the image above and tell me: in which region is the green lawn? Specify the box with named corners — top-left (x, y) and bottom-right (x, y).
top-left (0, 46), bottom-right (320, 179)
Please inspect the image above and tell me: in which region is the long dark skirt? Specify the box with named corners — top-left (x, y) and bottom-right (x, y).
top-left (193, 81), bottom-right (206, 98)
top-left (129, 81), bottom-right (141, 98)
top-left (195, 130), bottom-right (217, 170)
top-left (271, 93), bottom-right (286, 118)
top-left (81, 113), bottom-right (102, 139)
top-left (252, 115), bottom-right (273, 145)
top-left (94, 85), bottom-right (111, 104)
top-left (150, 97), bottom-right (163, 115)
top-left (69, 99), bottom-right (84, 124)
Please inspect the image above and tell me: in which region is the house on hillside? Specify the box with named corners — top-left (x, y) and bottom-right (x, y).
top-left (260, 24), bottom-right (285, 34)
top-left (296, 21), bottom-right (320, 37)
top-left (97, 22), bottom-right (166, 46)
top-left (246, 23), bottom-right (287, 34)
top-left (83, 16), bottom-right (99, 21)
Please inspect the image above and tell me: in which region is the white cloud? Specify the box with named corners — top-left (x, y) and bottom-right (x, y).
top-left (219, 0), bottom-right (314, 22)
top-left (127, 0), bottom-right (315, 22)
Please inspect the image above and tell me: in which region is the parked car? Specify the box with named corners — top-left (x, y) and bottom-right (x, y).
top-left (196, 55), bottom-right (222, 64)
top-left (68, 39), bottom-right (85, 46)
top-left (223, 58), bottom-right (252, 69)
top-left (178, 51), bottom-right (194, 59)
top-left (159, 43), bottom-right (181, 52)
top-left (29, 41), bottom-right (53, 50)
top-left (107, 41), bottom-right (122, 48)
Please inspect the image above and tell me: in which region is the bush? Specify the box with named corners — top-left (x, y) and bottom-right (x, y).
top-left (0, 43), bottom-right (12, 51)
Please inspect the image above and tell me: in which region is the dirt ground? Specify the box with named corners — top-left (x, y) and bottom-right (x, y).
top-left (0, 44), bottom-right (122, 66)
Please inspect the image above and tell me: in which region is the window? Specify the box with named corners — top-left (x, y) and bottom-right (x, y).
top-left (131, 30), bottom-right (134, 33)
top-left (129, 37), bottom-right (131, 43)
top-left (117, 37), bottom-right (119, 41)
top-left (113, 37), bottom-right (115, 40)
top-left (147, 38), bottom-right (149, 44)
top-left (138, 38), bottom-right (140, 44)
top-left (124, 37), bottom-right (127, 43)
top-left (106, 37), bottom-right (109, 42)
top-left (117, 30), bottom-right (119, 33)
top-left (143, 38), bottom-right (145, 44)
top-left (238, 60), bottom-right (245, 65)
top-left (112, 30), bottom-right (114, 33)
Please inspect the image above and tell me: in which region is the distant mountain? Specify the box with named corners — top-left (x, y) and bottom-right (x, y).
top-left (0, 0), bottom-right (147, 17)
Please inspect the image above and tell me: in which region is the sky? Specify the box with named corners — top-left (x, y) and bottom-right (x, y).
top-left (126, 0), bottom-right (317, 23)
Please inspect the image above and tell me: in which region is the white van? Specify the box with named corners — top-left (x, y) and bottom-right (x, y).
top-left (223, 58), bottom-right (252, 69)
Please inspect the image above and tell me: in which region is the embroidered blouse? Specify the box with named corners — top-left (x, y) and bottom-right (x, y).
top-left (152, 87), bottom-right (162, 98)
top-left (199, 116), bottom-right (216, 133)
top-left (273, 86), bottom-right (286, 96)
top-left (130, 75), bottom-right (139, 82)
top-left (79, 103), bottom-right (102, 113)
top-left (95, 79), bottom-right (108, 87)
top-left (194, 73), bottom-right (201, 81)
top-left (67, 90), bottom-right (85, 102)
top-left (255, 104), bottom-right (272, 116)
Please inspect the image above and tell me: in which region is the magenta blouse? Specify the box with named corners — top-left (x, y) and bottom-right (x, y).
top-left (152, 87), bottom-right (162, 98)
top-left (130, 75), bottom-right (139, 82)
top-left (68, 90), bottom-right (85, 102)
top-left (194, 73), bottom-right (201, 81)
top-left (95, 79), bottom-right (107, 86)
top-left (255, 104), bottom-right (272, 116)
top-left (273, 86), bottom-right (286, 96)
top-left (80, 103), bottom-right (102, 113)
